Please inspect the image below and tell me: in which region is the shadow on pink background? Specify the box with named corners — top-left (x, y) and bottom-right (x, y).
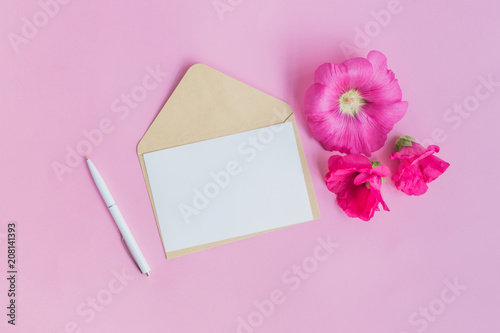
top-left (0, 0), bottom-right (499, 332)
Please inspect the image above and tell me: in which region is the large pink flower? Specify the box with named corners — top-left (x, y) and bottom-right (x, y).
top-left (305, 50), bottom-right (408, 156)
top-left (326, 154), bottom-right (390, 221)
top-left (391, 136), bottom-right (450, 196)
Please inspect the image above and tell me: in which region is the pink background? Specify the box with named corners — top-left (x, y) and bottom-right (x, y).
top-left (1, 0), bottom-right (499, 332)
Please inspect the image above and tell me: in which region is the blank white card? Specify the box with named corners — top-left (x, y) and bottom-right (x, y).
top-left (143, 122), bottom-right (314, 253)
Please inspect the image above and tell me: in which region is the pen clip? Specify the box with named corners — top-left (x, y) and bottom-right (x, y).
top-left (121, 236), bottom-right (141, 273)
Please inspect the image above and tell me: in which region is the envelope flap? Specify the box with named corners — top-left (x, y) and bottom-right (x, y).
top-left (138, 64), bottom-right (293, 154)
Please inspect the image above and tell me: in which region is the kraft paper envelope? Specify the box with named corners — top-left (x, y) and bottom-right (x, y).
top-left (137, 64), bottom-right (320, 258)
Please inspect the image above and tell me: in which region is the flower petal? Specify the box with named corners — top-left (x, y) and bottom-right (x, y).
top-left (337, 57), bottom-right (374, 91)
top-left (314, 63), bottom-right (337, 87)
top-left (332, 154), bottom-right (372, 170)
top-left (319, 114), bottom-right (373, 154)
top-left (305, 83), bottom-right (339, 114)
top-left (337, 185), bottom-right (378, 221)
top-left (315, 58), bottom-right (374, 93)
top-left (371, 165), bottom-right (391, 178)
top-left (392, 164), bottom-right (429, 196)
top-left (420, 155), bottom-right (450, 183)
top-left (353, 173), bottom-right (374, 186)
top-left (327, 154), bottom-right (344, 171)
top-left (326, 154), bottom-right (371, 194)
top-left (367, 50), bottom-right (396, 90)
top-left (326, 171), bottom-right (357, 195)
top-left (362, 78), bottom-right (404, 105)
top-left (410, 145), bottom-right (439, 165)
top-left (356, 102), bottom-right (408, 153)
top-left (305, 84), bottom-right (342, 149)
top-left (367, 179), bottom-right (390, 211)
top-left (307, 102), bottom-right (373, 154)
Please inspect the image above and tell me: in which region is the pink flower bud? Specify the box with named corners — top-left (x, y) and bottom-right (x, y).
top-left (391, 136), bottom-right (450, 196)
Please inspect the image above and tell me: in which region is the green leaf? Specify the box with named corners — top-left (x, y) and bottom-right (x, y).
top-left (395, 135), bottom-right (417, 152)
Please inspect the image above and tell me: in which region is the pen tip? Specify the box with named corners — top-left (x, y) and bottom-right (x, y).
top-left (85, 156), bottom-right (89, 160)
top-left (146, 272), bottom-right (151, 277)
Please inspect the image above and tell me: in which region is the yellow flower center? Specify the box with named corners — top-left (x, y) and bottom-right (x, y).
top-left (339, 89), bottom-right (365, 116)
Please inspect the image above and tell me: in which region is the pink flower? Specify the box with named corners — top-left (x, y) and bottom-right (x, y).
top-left (304, 50), bottom-right (408, 156)
top-left (326, 154), bottom-right (390, 221)
top-left (391, 136), bottom-right (450, 196)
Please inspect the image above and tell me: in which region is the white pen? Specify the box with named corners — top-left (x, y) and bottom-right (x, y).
top-left (86, 157), bottom-right (150, 276)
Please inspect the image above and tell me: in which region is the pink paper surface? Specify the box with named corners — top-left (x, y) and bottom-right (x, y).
top-left (1, 0), bottom-right (499, 332)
